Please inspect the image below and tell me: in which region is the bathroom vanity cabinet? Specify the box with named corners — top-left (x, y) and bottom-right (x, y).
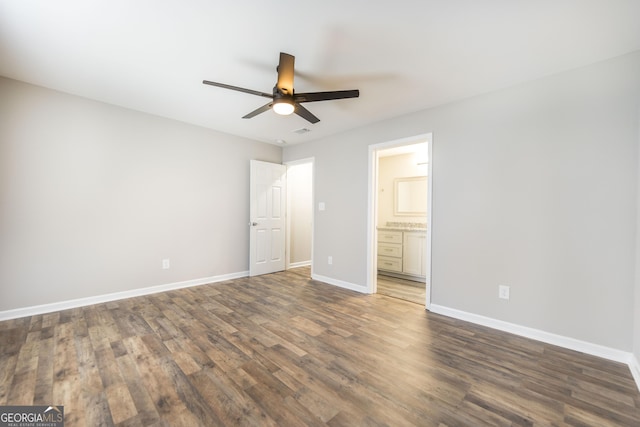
top-left (377, 229), bottom-right (426, 279)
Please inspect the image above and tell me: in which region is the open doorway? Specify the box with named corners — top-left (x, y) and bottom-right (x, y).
top-left (286, 158), bottom-right (314, 277)
top-left (367, 135), bottom-right (432, 307)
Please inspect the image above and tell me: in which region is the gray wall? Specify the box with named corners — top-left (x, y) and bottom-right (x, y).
top-left (284, 51), bottom-right (640, 352)
top-left (0, 77), bottom-right (281, 311)
top-left (285, 137), bottom-right (369, 286)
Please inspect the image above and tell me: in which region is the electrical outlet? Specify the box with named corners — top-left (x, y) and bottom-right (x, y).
top-left (162, 259), bottom-right (170, 269)
top-left (328, 256), bottom-right (333, 265)
top-left (498, 285), bottom-right (510, 300)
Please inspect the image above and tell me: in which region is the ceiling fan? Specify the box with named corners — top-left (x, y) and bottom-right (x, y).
top-left (203, 52), bottom-right (359, 124)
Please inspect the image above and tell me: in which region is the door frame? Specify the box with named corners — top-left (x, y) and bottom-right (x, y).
top-left (367, 133), bottom-right (433, 308)
top-left (285, 157), bottom-right (315, 275)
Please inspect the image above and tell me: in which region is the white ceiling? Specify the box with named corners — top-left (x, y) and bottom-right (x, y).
top-left (1, 1), bottom-right (639, 146)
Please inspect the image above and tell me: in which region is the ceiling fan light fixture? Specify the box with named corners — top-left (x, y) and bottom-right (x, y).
top-left (273, 99), bottom-right (295, 116)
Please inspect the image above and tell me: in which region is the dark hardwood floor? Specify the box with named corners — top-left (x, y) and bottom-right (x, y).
top-left (1, 267), bottom-right (639, 426)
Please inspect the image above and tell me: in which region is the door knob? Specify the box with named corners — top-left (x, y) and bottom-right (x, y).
top-left (251, 222), bottom-right (258, 226)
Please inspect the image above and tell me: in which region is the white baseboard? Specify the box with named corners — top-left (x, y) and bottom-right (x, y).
top-left (311, 273), bottom-right (368, 293)
top-left (288, 261), bottom-right (311, 269)
top-left (430, 304), bottom-right (640, 392)
top-left (429, 304), bottom-right (631, 363)
top-left (0, 271), bottom-right (249, 321)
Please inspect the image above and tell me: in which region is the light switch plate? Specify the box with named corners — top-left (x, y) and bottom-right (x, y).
top-left (498, 285), bottom-right (510, 300)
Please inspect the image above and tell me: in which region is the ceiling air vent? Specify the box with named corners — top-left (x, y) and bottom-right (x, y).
top-left (293, 127), bottom-right (311, 135)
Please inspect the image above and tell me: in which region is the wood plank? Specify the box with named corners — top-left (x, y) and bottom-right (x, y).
top-left (105, 382), bottom-right (138, 424)
top-left (189, 367), bottom-right (277, 427)
top-left (33, 335), bottom-right (54, 403)
top-left (115, 352), bottom-right (161, 426)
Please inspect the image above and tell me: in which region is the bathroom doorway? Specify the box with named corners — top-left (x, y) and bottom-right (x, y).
top-left (367, 135), bottom-right (432, 307)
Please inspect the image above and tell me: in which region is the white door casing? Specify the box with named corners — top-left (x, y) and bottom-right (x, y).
top-left (250, 160), bottom-right (286, 276)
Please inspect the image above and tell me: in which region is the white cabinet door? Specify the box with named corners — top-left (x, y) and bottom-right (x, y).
top-left (402, 232), bottom-right (425, 277)
top-left (249, 160), bottom-right (286, 276)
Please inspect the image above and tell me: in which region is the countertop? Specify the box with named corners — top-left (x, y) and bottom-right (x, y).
top-left (377, 226), bottom-right (427, 232)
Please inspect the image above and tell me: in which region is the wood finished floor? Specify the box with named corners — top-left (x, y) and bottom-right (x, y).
top-left (1, 267), bottom-right (640, 426)
top-left (376, 273), bottom-right (426, 305)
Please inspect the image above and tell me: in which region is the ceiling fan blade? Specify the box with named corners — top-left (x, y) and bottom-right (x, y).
top-left (294, 103), bottom-right (320, 124)
top-left (294, 89), bottom-right (360, 103)
top-left (242, 102), bottom-right (273, 119)
top-left (276, 52), bottom-right (295, 95)
top-left (203, 80), bottom-right (272, 99)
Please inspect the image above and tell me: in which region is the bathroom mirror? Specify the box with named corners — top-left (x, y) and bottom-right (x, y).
top-left (394, 176), bottom-right (427, 216)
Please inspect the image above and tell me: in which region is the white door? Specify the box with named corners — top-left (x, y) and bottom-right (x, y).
top-left (250, 160), bottom-right (286, 276)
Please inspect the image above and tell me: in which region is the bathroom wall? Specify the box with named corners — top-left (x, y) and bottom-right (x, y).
top-left (378, 153), bottom-right (428, 226)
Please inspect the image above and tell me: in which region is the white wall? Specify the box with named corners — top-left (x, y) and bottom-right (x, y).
top-left (287, 161), bottom-right (313, 266)
top-left (0, 77), bottom-right (281, 312)
top-left (284, 51), bottom-right (640, 352)
top-left (378, 153), bottom-right (428, 226)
